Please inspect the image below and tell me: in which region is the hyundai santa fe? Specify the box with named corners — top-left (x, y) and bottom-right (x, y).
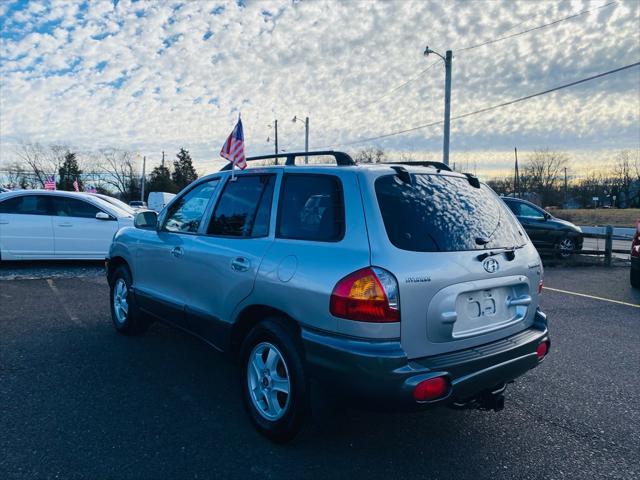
top-left (106, 151), bottom-right (549, 442)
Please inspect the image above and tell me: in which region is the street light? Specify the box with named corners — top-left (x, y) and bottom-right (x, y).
top-left (424, 46), bottom-right (452, 166)
top-left (292, 115), bottom-right (309, 164)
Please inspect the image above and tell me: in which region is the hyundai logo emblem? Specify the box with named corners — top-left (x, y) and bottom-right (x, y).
top-left (483, 258), bottom-right (500, 273)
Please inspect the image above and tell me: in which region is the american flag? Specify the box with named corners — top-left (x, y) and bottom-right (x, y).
top-left (73, 179), bottom-right (79, 192)
top-left (220, 118), bottom-right (247, 169)
top-left (44, 175), bottom-right (56, 190)
top-left (86, 185), bottom-right (97, 193)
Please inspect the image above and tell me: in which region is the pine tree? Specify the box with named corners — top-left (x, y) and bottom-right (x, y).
top-left (147, 164), bottom-right (177, 199)
top-left (58, 151), bottom-right (83, 191)
top-left (171, 148), bottom-right (198, 191)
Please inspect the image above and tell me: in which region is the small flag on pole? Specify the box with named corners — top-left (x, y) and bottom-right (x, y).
top-left (44, 175), bottom-right (56, 190)
top-left (73, 178), bottom-right (79, 192)
top-left (220, 117), bottom-right (247, 170)
top-left (86, 185), bottom-right (97, 193)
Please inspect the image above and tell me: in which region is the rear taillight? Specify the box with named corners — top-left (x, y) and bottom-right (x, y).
top-left (330, 267), bottom-right (400, 322)
top-left (537, 280), bottom-right (544, 295)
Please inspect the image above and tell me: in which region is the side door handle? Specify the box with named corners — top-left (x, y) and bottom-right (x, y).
top-left (171, 246), bottom-right (184, 258)
top-left (58, 222), bottom-right (73, 227)
top-left (231, 257), bottom-right (250, 272)
top-left (0, 221), bottom-right (8, 225)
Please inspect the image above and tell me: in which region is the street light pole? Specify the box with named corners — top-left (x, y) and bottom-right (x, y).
top-left (304, 116), bottom-right (309, 164)
top-left (443, 50), bottom-right (452, 167)
top-left (424, 46), bottom-right (453, 166)
top-left (140, 156), bottom-right (146, 202)
top-left (292, 115), bottom-right (310, 164)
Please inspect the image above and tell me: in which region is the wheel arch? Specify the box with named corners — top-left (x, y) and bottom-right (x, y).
top-left (230, 305), bottom-right (302, 361)
top-left (107, 255), bottom-right (132, 285)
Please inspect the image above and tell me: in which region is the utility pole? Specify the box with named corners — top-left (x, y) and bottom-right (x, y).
top-left (140, 156), bottom-right (146, 202)
top-left (424, 47), bottom-right (453, 166)
top-left (514, 147), bottom-right (520, 198)
top-left (564, 167), bottom-right (568, 206)
top-left (161, 150), bottom-right (165, 168)
top-left (304, 116), bottom-right (309, 164)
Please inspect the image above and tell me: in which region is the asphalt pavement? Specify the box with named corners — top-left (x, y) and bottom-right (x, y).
top-left (0, 265), bottom-right (638, 479)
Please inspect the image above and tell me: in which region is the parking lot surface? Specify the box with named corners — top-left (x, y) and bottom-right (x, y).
top-left (1, 265), bottom-right (638, 479)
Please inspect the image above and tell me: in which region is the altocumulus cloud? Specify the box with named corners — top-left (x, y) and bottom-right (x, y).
top-left (0, 0), bottom-right (639, 175)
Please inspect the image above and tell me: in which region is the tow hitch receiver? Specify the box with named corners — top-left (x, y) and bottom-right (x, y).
top-left (451, 384), bottom-right (507, 412)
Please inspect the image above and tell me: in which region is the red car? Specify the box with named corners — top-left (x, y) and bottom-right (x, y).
top-left (631, 219), bottom-right (640, 288)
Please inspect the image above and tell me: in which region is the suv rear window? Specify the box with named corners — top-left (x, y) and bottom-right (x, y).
top-left (375, 174), bottom-right (524, 252)
top-left (277, 174), bottom-right (344, 242)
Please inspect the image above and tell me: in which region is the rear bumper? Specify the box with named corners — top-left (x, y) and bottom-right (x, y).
top-left (302, 310), bottom-right (549, 410)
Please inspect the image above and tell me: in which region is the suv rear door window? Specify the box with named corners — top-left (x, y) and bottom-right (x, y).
top-left (208, 174), bottom-right (275, 237)
top-left (375, 174), bottom-right (524, 252)
top-left (163, 180), bottom-right (220, 233)
top-left (277, 174), bottom-right (344, 242)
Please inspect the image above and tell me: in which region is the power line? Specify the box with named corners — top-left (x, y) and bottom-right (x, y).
top-left (333, 1), bottom-right (619, 124)
top-left (457, 1), bottom-right (617, 53)
top-left (319, 61), bottom-right (640, 148)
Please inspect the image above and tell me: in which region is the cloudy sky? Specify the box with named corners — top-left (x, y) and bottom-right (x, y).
top-left (0, 0), bottom-right (639, 177)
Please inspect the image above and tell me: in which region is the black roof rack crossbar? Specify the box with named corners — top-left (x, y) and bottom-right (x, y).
top-left (385, 161), bottom-right (452, 172)
top-left (219, 150), bottom-right (356, 171)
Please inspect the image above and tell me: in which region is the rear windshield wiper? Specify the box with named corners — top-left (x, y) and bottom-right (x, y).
top-left (476, 245), bottom-right (523, 262)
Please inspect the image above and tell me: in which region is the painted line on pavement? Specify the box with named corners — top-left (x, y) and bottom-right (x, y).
top-left (46, 278), bottom-right (85, 326)
top-left (543, 286), bottom-right (640, 309)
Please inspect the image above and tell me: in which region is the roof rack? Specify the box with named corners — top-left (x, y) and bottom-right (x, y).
top-left (219, 150), bottom-right (356, 171)
top-left (385, 161), bottom-right (452, 172)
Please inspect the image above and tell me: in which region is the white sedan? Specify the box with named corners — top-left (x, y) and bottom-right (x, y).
top-left (0, 190), bottom-right (134, 260)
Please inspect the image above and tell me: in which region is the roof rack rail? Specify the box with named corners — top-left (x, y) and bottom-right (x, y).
top-left (219, 150), bottom-right (356, 171)
top-left (384, 161), bottom-right (452, 172)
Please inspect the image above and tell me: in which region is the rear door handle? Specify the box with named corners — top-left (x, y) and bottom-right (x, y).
top-left (0, 221), bottom-right (8, 225)
top-left (171, 246), bottom-right (184, 258)
top-left (231, 257), bottom-right (250, 272)
top-left (58, 222), bottom-right (73, 227)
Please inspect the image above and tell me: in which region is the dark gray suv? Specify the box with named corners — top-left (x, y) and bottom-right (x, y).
top-left (106, 152), bottom-right (550, 442)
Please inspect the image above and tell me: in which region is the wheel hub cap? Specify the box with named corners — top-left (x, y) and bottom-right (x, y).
top-left (247, 342), bottom-right (291, 421)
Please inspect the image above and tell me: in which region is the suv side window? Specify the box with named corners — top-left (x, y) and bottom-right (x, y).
top-left (163, 179), bottom-right (220, 233)
top-left (0, 195), bottom-right (50, 215)
top-left (208, 174), bottom-right (275, 237)
top-left (519, 203), bottom-right (545, 219)
top-left (51, 197), bottom-right (101, 218)
top-left (277, 174), bottom-right (344, 242)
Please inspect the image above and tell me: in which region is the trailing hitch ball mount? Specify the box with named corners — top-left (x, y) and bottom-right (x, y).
top-left (450, 383), bottom-right (508, 413)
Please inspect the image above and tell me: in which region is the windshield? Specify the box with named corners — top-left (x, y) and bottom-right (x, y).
top-left (89, 196), bottom-right (134, 217)
top-left (94, 195), bottom-right (136, 215)
top-left (375, 173), bottom-right (525, 252)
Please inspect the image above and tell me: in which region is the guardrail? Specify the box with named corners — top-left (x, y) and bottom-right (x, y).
top-left (538, 225), bottom-right (632, 266)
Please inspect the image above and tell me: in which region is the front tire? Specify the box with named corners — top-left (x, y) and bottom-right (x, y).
top-left (240, 318), bottom-right (308, 443)
top-left (557, 236), bottom-right (576, 259)
top-left (109, 265), bottom-right (148, 335)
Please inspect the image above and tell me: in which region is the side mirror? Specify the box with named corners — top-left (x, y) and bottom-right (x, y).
top-left (543, 212), bottom-right (551, 220)
top-left (96, 212), bottom-right (112, 221)
top-left (134, 210), bottom-right (158, 229)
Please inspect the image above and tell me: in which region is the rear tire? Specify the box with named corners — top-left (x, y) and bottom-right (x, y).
top-left (631, 268), bottom-right (640, 289)
top-left (109, 265), bottom-right (149, 335)
top-left (240, 318), bottom-right (309, 443)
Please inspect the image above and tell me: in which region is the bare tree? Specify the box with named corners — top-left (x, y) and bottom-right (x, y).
top-left (15, 142), bottom-right (48, 187)
top-left (3, 161), bottom-right (38, 189)
top-left (98, 149), bottom-right (140, 201)
top-left (524, 149), bottom-right (570, 206)
top-left (354, 147), bottom-right (387, 164)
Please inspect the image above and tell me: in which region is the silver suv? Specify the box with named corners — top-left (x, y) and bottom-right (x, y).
top-left (106, 151), bottom-right (549, 442)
